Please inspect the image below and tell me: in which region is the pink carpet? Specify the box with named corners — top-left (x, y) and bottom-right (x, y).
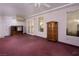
top-left (0, 34), bottom-right (79, 56)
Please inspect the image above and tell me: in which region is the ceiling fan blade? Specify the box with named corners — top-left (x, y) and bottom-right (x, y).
top-left (34, 3), bottom-right (50, 8)
top-left (43, 3), bottom-right (51, 8)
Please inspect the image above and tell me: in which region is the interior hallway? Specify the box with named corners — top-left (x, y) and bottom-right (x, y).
top-left (0, 34), bottom-right (79, 56)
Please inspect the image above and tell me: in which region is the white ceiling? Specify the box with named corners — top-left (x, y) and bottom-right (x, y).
top-left (0, 3), bottom-right (78, 17)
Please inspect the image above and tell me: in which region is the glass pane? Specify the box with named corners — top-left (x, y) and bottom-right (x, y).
top-left (38, 17), bottom-right (44, 32)
top-left (67, 10), bottom-right (79, 37)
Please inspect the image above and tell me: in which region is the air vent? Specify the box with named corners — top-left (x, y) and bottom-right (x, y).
top-left (16, 16), bottom-right (25, 21)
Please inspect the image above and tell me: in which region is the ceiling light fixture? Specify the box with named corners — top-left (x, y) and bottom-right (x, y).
top-left (34, 3), bottom-right (40, 8)
top-left (34, 3), bottom-right (50, 8)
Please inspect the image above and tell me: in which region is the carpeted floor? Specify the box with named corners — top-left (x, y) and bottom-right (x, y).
top-left (0, 34), bottom-right (79, 56)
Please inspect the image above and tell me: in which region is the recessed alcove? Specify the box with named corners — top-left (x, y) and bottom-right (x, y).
top-left (10, 26), bottom-right (23, 36)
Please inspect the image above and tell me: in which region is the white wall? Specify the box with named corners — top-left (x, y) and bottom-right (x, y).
top-left (0, 16), bottom-right (26, 38)
top-left (0, 16), bottom-right (4, 38)
top-left (26, 5), bottom-right (79, 46)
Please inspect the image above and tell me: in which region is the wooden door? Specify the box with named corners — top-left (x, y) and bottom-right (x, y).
top-left (47, 21), bottom-right (58, 41)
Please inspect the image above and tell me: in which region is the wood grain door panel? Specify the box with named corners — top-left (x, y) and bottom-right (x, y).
top-left (47, 21), bottom-right (58, 41)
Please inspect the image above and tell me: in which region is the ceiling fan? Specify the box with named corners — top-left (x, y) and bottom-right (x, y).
top-left (34, 3), bottom-right (51, 8)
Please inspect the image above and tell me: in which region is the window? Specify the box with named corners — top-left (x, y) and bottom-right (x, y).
top-left (67, 10), bottom-right (79, 37)
top-left (28, 20), bottom-right (34, 33)
top-left (38, 17), bottom-right (44, 32)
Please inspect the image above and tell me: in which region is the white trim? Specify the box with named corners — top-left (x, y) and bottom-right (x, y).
top-left (27, 3), bottom-right (74, 18)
